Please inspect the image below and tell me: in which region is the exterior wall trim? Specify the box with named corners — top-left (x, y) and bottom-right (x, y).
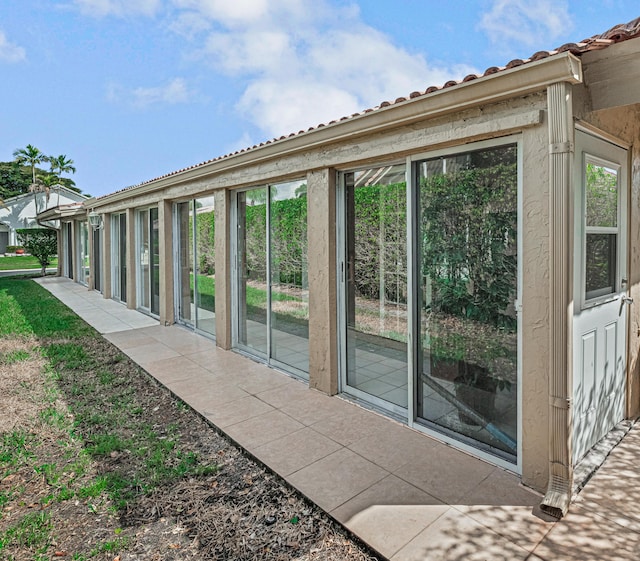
top-left (88, 53), bottom-right (581, 208)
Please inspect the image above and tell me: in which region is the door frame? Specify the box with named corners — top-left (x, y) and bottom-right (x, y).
top-left (572, 125), bottom-right (630, 463)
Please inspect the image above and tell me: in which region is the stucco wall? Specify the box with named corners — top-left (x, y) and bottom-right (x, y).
top-left (520, 122), bottom-right (551, 491)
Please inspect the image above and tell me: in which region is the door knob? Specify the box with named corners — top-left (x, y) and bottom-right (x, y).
top-left (622, 295), bottom-right (634, 305)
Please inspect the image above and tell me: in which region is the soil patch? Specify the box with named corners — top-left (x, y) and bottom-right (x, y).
top-left (0, 334), bottom-right (383, 561)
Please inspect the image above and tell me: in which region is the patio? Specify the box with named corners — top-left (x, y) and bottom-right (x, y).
top-left (36, 276), bottom-right (640, 561)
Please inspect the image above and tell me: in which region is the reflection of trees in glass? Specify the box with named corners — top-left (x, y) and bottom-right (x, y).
top-left (586, 163), bottom-right (617, 228)
top-left (271, 197), bottom-right (307, 286)
top-left (196, 210), bottom-right (215, 275)
top-left (245, 202), bottom-right (267, 280)
top-left (585, 234), bottom-right (616, 297)
top-left (421, 146), bottom-right (517, 330)
top-left (352, 182), bottom-right (407, 305)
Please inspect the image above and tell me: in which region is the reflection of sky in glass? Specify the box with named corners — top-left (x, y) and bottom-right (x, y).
top-left (271, 179), bottom-right (306, 201)
top-left (354, 164), bottom-right (405, 187)
top-left (195, 195), bottom-right (215, 213)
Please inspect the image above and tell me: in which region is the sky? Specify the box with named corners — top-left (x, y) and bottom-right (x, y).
top-left (0, 1), bottom-right (638, 198)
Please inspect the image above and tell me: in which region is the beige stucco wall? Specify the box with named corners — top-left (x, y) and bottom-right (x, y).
top-left (520, 122), bottom-right (552, 491)
top-left (307, 168), bottom-right (338, 395)
top-left (214, 189), bottom-right (232, 350)
top-left (159, 199), bottom-right (174, 325)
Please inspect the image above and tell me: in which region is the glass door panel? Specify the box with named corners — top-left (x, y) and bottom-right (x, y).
top-left (417, 144), bottom-right (518, 461)
top-left (237, 188), bottom-right (268, 355)
top-left (177, 202), bottom-right (194, 326)
top-left (195, 196), bottom-right (216, 336)
top-left (235, 182), bottom-right (309, 377)
top-left (111, 213), bottom-right (127, 302)
top-left (93, 227), bottom-right (101, 292)
top-left (270, 181), bottom-right (309, 373)
top-left (138, 209), bottom-right (150, 310)
top-left (343, 164), bottom-right (408, 409)
top-left (119, 214), bottom-right (127, 302)
top-left (78, 221), bottom-right (90, 286)
top-left (150, 207), bottom-right (160, 315)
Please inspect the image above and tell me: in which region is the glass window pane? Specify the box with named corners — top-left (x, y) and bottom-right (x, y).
top-left (345, 164), bottom-right (408, 409)
top-left (237, 188), bottom-right (268, 354)
top-left (418, 144), bottom-right (518, 460)
top-left (150, 208), bottom-right (160, 315)
top-left (270, 180), bottom-right (309, 374)
top-left (139, 210), bottom-right (150, 310)
top-left (119, 214), bottom-right (127, 303)
top-left (585, 233), bottom-right (616, 300)
top-left (177, 202), bottom-right (194, 325)
top-left (586, 162), bottom-right (618, 228)
top-left (195, 196), bottom-right (216, 336)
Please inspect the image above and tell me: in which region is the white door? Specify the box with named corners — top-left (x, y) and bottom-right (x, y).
top-left (573, 130), bottom-right (628, 463)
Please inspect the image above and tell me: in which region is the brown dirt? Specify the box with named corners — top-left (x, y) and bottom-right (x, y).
top-left (0, 335), bottom-right (383, 561)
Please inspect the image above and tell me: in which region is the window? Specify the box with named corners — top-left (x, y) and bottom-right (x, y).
top-left (584, 160), bottom-right (620, 301)
top-left (416, 143), bottom-right (518, 461)
top-left (235, 180), bottom-right (309, 377)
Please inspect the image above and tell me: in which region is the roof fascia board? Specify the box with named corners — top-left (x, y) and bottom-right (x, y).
top-left (94, 52), bottom-right (582, 208)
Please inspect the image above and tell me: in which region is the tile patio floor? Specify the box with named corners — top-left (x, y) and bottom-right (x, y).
top-left (35, 276), bottom-right (640, 561)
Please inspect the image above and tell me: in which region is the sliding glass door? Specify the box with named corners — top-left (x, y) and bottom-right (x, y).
top-left (337, 141), bottom-right (520, 465)
top-left (92, 227), bottom-right (101, 292)
top-left (137, 207), bottom-right (160, 316)
top-left (176, 197), bottom-right (216, 337)
top-left (77, 220), bottom-right (90, 286)
top-left (111, 213), bottom-right (127, 303)
top-left (416, 143), bottom-right (518, 461)
top-left (340, 164), bottom-right (408, 413)
top-left (235, 180), bottom-right (309, 377)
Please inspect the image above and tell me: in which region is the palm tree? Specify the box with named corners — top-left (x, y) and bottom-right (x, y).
top-left (37, 173), bottom-right (60, 205)
top-left (48, 154), bottom-right (76, 178)
top-left (13, 144), bottom-right (46, 185)
top-left (48, 154), bottom-right (76, 205)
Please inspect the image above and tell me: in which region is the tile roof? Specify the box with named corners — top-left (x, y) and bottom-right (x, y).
top-left (98, 16), bottom-right (640, 200)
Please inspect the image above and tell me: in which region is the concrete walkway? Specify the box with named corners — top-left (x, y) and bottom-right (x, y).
top-left (35, 277), bottom-right (640, 561)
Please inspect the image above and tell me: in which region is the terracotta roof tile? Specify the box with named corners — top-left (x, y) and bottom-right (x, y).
top-left (97, 16), bottom-right (640, 200)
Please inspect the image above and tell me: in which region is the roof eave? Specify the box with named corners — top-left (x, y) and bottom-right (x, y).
top-left (93, 51), bottom-right (582, 208)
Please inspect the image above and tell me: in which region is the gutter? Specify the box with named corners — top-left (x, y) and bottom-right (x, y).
top-left (540, 81), bottom-right (575, 519)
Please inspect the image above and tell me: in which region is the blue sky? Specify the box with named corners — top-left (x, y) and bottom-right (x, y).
top-left (0, 1), bottom-right (637, 197)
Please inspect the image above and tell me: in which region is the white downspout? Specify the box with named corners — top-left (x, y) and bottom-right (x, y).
top-left (540, 81), bottom-right (575, 518)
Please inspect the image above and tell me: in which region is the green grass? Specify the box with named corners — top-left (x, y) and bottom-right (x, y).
top-left (0, 349), bottom-right (31, 364)
top-left (0, 512), bottom-right (52, 555)
top-left (0, 278), bottom-right (218, 558)
top-left (0, 279), bottom-right (95, 338)
top-left (0, 256), bottom-right (58, 271)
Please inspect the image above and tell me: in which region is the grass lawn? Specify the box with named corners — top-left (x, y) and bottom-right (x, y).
top-left (0, 278), bottom-right (377, 561)
top-left (0, 256), bottom-right (58, 271)
top-left (0, 278), bottom-right (216, 559)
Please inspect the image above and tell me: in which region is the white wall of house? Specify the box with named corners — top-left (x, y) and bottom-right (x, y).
top-left (0, 187), bottom-right (87, 248)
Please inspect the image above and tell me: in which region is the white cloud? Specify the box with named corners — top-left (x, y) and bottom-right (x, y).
top-left (173, 0), bottom-right (478, 138)
top-left (107, 78), bottom-right (196, 108)
top-left (73, 0), bottom-right (161, 17)
top-left (478, 0), bottom-right (572, 48)
top-left (0, 31), bottom-right (26, 63)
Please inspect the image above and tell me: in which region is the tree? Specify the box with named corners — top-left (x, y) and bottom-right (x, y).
top-left (0, 161), bottom-right (33, 199)
top-left (48, 154), bottom-right (76, 178)
top-left (13, 144), bottom-right (46, 185)
top-left (47, 154), bottom-right (79, 198)
top-left (16, 228), bottom-right (58, 277)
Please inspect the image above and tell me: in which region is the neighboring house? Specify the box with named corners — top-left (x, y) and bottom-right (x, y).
top-left (0, 186), bottom-right (87, 253)
top-left (43, 18), bottom-right (640, 517)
